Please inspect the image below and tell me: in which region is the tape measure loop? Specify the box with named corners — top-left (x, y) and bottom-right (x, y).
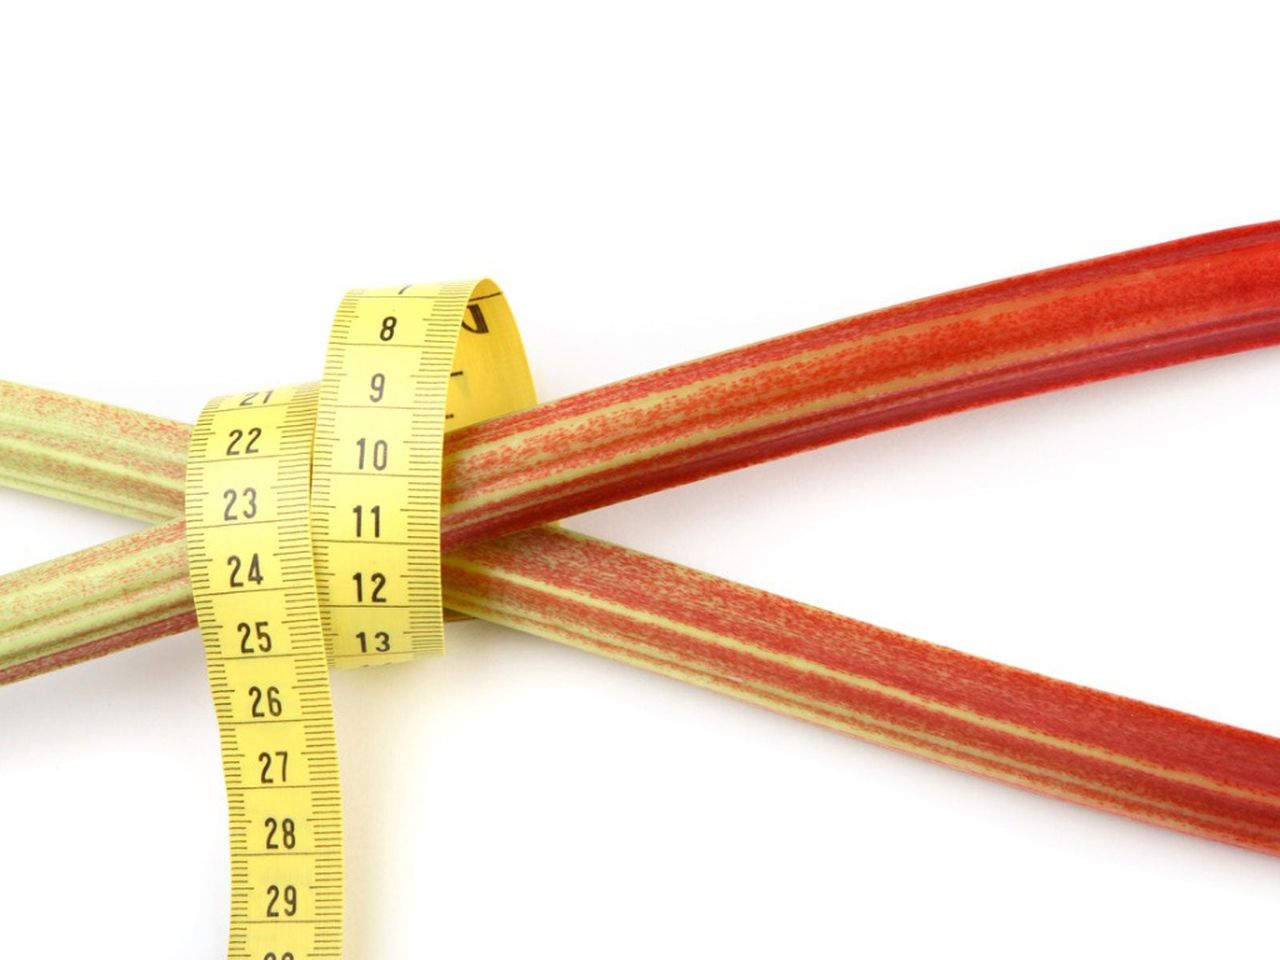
top-left (312, 279), bottom-right (537, 667)
top-left (186, 279), bottom-right (539, 958)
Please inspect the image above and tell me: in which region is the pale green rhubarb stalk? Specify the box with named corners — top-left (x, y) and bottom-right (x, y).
top-left (0, 521), bottom-right (191, 682)
top-left (0, 380), bottom-right (187, 522)
top-left (5, 222), bottom-right (1280, 683)
top-left (2, 407), bottom-right (1280, 855)
top-left (0, 383), bottom-right (194, 679)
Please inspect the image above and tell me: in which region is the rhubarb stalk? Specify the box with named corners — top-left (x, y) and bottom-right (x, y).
top-left (3, 222), bottom-right (1280, 853)
top-left (3, 399), bottom-right (1280, 856)
top-left (0, 380), bottom-right (187, 522)
top-left (441, 222), bottom-right (1280, 548)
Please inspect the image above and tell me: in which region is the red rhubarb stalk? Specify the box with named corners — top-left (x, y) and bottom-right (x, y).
top-left (444, 527), bottom-right (1280, 856)
top-left (441, 222), bottom-right (1280, 548)
top-left (5, 512), bottom-right (1280, 855)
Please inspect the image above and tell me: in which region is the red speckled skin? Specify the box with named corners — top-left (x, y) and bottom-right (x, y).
top-left (441, 222), bottom-right (1280, 550)
top-left (5, 611), bottom-right (196, 683)
top-left (444, 527), bottom-right (1280, 855)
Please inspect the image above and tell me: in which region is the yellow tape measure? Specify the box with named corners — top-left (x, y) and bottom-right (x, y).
top-left (185, 281), bottom-right (536, 958)
top-left (187, 384), bottom-right (344, 960)
top-left (313, 280), bottom-right (535, 667)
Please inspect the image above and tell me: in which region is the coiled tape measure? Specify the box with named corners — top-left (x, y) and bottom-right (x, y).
top-left (185, 281), bottom-right (536, 958)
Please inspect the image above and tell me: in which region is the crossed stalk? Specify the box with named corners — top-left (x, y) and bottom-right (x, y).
top-left (3, 222), bottom-right (1280, 855)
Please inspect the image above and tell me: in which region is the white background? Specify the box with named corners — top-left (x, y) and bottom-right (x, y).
top-left (1, 3), bottom-right (1278, 958)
